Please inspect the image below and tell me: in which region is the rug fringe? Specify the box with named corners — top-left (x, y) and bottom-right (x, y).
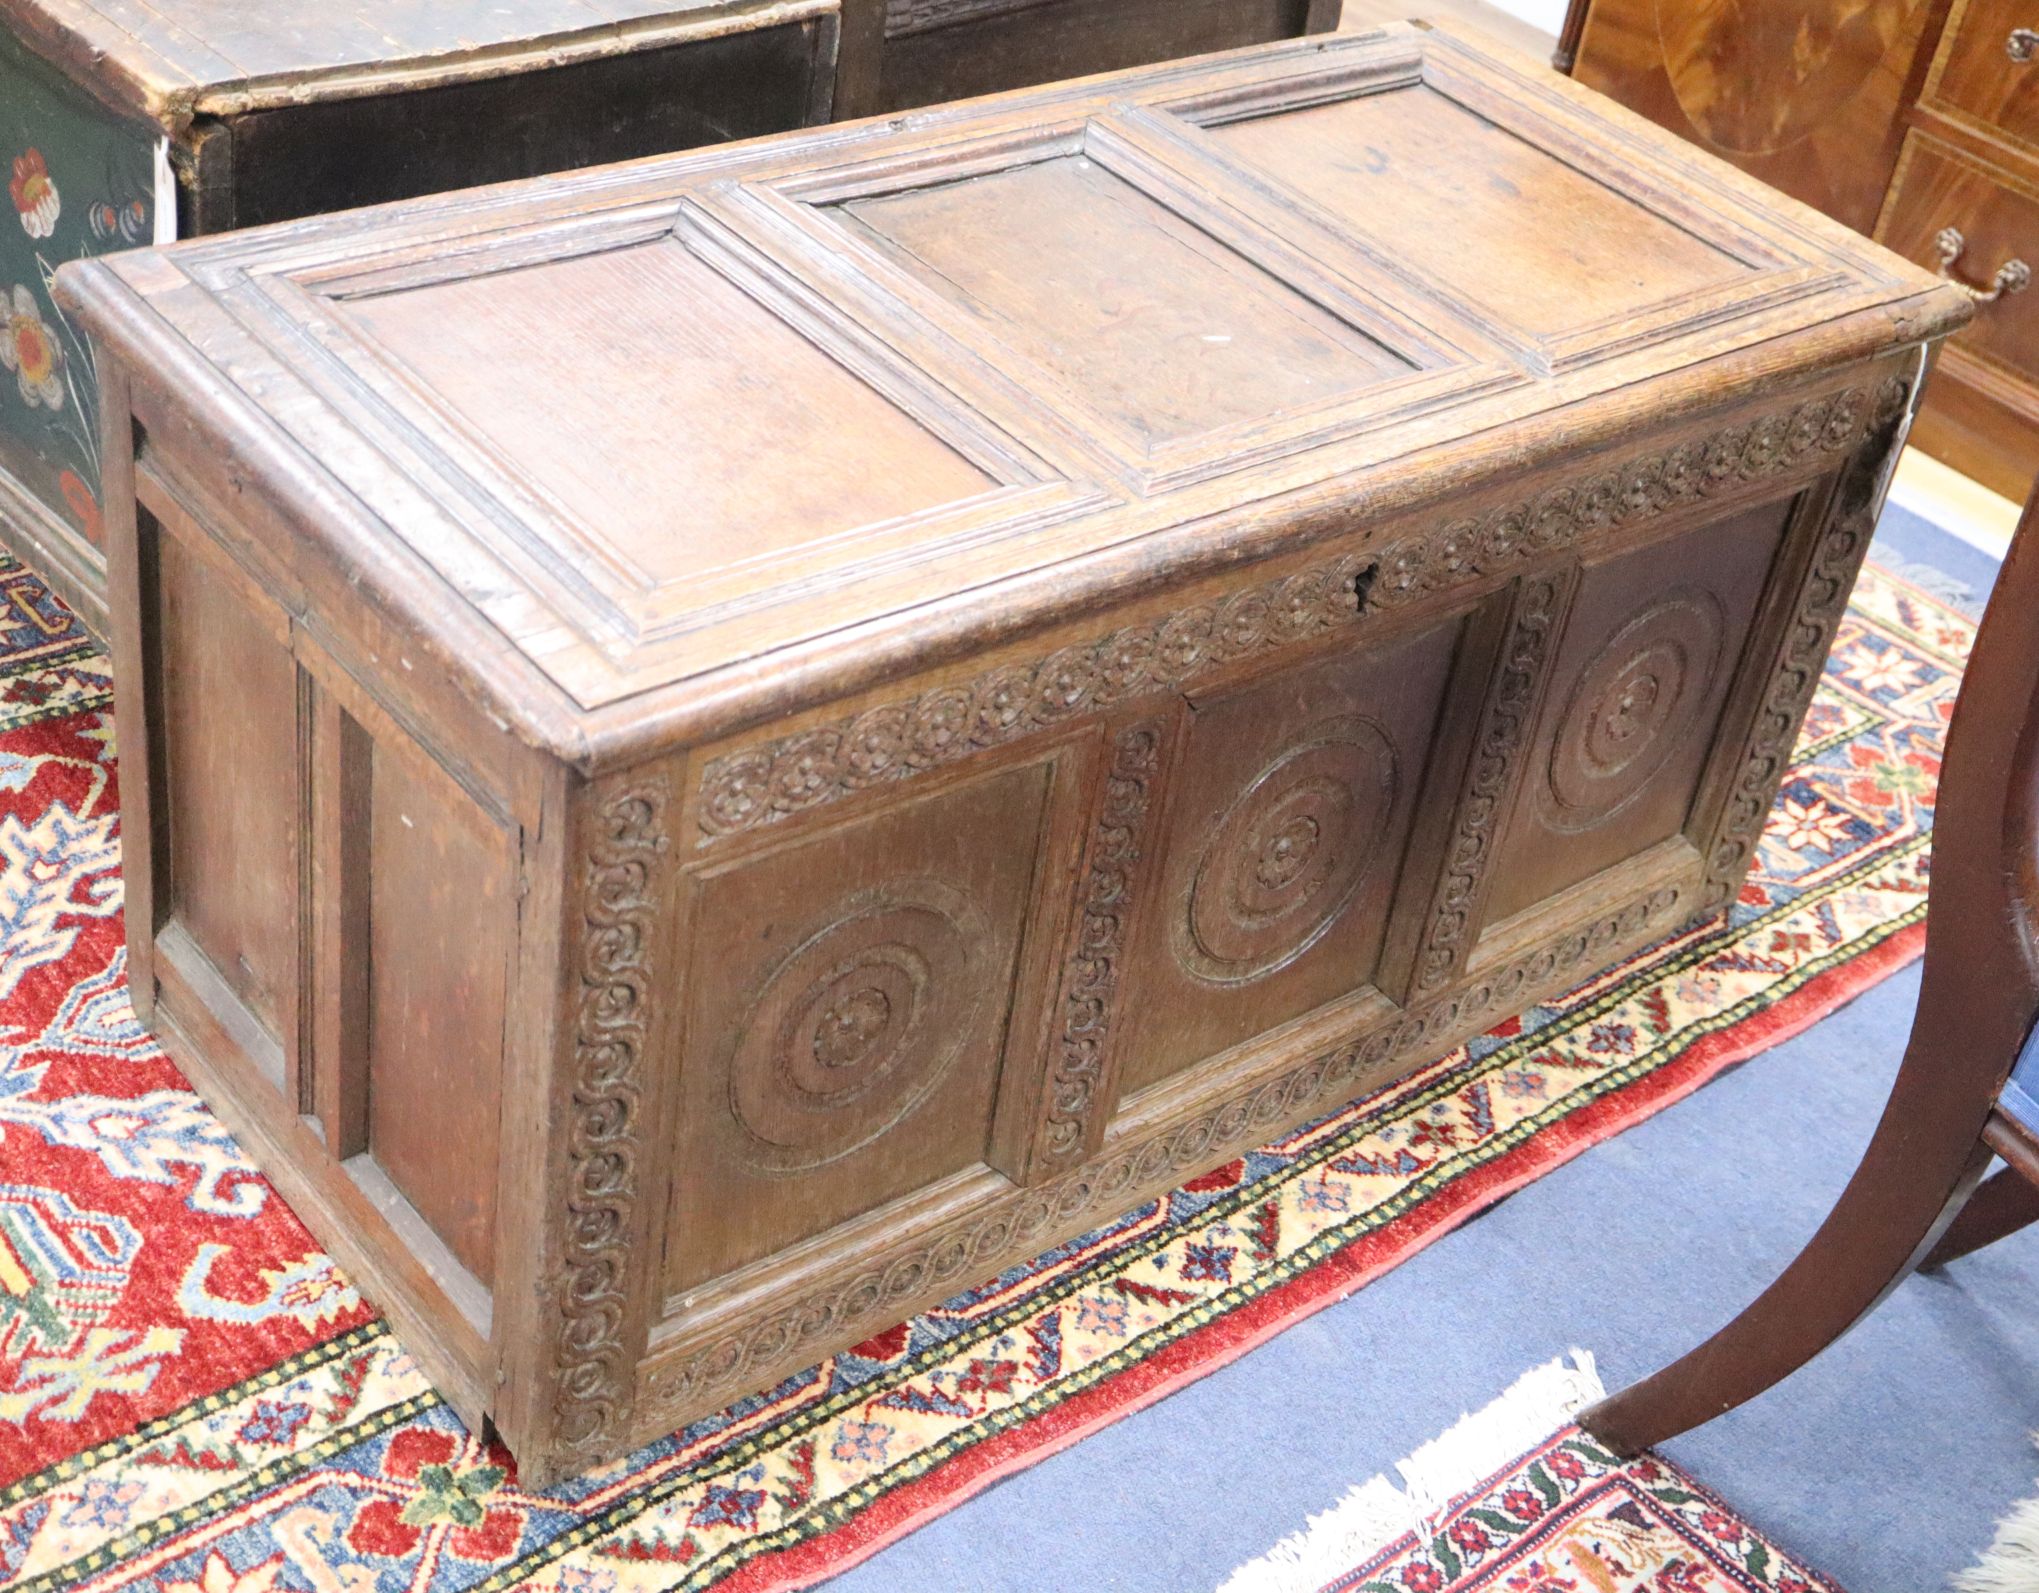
top-left (1956, 1435), bottom-right (2039, 1593)
top-left (1216, 1351), bottom-right (1605, 1593)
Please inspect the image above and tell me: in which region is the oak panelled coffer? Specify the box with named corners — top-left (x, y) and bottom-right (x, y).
top-left (0, 0), bottom-right (1340, 640)
top-left (60, 24), bottom-right (1969, 1483)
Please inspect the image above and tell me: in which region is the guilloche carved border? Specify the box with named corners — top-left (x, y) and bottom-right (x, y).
top-left (696, 381), bottom-right (1897, 842)
top-left (552, 777), bottom-right (670, 1461)
top-left (1412, 572), bottom-right (1568, 995)
top-left (1039, 722), bottom-right (1165, 1169)
top-left (1367, 381), bottom-right (1896, 606)
top-left (698, 552), bottom-right (1374, 840)
top-left (1699, 382), bottom-right (1910, 912)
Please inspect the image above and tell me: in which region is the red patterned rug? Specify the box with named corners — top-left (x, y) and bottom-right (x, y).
top-left (0, 549), bottom-right (1962, 1591)
top-left (1218, 1356), bottom-right (1842, 1593)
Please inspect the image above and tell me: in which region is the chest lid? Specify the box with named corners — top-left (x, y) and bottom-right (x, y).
top-left (61, 23), bottom-right (1969, 762)
top-left (0, 0), bottom-right (831, 124)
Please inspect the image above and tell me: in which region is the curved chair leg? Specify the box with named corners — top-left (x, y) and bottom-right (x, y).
top-left (1921, 1164), bottom-right (2039, 1269)
top-left (1581, 486), bottom-right (2039, 1457)
top-left (1580, 1107), bottom-right (1993, 1456)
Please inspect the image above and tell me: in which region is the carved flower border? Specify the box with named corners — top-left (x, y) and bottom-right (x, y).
top-left (697, 379), bottom-right (1904, 842)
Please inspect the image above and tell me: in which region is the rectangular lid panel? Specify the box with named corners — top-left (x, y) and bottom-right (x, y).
top-left (334, 236), bottom-right (1003, 628)
top-left (832, 153), bottom-right (1420, 452)
top-left (1207, 84), bottom-right (1748, 341)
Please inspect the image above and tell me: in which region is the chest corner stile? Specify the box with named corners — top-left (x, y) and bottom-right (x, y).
top-left (71, 23), bottom-right (1971, 1485)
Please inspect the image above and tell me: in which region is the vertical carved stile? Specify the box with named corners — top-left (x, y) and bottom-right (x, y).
top-left (1413, 575), bottom-right (1568, 993)
top-left (1700, 377), bottom-right (1912, 912)
top-left (553, 776), bottom-right (670, 1459)
top-left (1040, 723), bottom-right (1164, 1168)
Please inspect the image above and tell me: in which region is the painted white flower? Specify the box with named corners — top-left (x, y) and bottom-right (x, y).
top-left (1, 285), bottom-right (65, 410)
top-left (9, 149), bottom-right (59, 238)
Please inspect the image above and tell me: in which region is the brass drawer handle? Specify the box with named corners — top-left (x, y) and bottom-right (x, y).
top-left (2011, 27), bottom-right (2039, 60)
top-left (1936, 226), bottom-right (2033, 302)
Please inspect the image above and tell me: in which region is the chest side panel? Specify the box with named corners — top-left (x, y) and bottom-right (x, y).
top-left (0, 25), bottom-right (162, 589)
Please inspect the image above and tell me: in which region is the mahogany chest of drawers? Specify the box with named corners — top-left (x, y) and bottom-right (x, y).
top-left (1561, 0), bottom-right (2039, 501)
top-left (62, 23), bottom-right (1968, 1483)
top-left (0, 0), bottom-right (1339, 640)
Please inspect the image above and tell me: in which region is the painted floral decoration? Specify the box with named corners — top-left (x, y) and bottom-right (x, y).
top-left (9, 149), bottom-right (60, 239)
top-left (87, 197), bottom-right (146, 245)
top-left (57, 468), bottom-right (100, 541)
top-left (1, 285), bottom-right (64, 410)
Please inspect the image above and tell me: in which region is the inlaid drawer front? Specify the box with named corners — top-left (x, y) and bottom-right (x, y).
top-left (667, 750), bottom-right (1081, 1292)
top-left (1880, 133), bottom-right (2039, 379)
top-left (1120, 614), bottom-right (1465, 1095)
top-left (1481, 497), bottom-right (1802, 930)
top-left (1925, 0), bottom-right (2039, 150)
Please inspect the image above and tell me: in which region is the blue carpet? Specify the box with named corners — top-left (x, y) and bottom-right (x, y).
top-left (823, 503), bottom-right (2028, 1593)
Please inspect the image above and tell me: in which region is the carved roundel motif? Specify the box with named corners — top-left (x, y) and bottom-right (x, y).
top-left (1179, 717), bottom-right (1399, 986)
top-left (1654, 0), bottom-right (1924, 157)
top-left (1546, 588), bottom-right (1726, 833)
top-left (729, 881), bottom-right (990, 1174)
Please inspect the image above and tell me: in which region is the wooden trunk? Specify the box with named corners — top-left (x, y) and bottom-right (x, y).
top-left (0, 0), bottom-right (1338, 639)
top-left (61, 23), bottom-right (1970, 1486)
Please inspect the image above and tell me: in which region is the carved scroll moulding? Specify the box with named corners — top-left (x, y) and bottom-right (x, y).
top-left (554, 778), bottom-right (670, 1455)
top-left (1043, 723), bottom-right (1164, 1164)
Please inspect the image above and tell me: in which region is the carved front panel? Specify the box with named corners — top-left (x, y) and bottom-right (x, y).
top-left (1482, 496), bottom-right (1801, 926)
top-left (667, 757), bottom-right (1062, 1291)
top-left (1119, 614), bottom-right (1465, 1095)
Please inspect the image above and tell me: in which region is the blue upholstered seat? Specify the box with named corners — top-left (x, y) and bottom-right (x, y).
top-left (1998, 1023), bottom-right (2039, 1136)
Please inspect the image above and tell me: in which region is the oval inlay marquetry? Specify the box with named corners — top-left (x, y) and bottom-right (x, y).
top-left (1179, 717), bottom-right (1399, 985)
top-left (1655, 0), bottom-right (1924, 157)
top-left (729, 882), bottom-right (989, 1173)
top-left (1546, 589), bottom-right (1726, 832)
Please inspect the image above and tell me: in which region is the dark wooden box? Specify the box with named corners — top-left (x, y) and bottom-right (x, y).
top-left (61, 24), bottom-right (1968, 1484)
top-left (1, 0), bottom-right (1339, 638)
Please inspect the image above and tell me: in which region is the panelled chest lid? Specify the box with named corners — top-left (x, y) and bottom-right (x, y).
top-left (60, 22), bottom-right (1970, 766)
top-left (1, 0), bottom-right (834, 123)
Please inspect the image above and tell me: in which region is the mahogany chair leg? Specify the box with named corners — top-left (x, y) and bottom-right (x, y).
top-left (1579, 1109), bottom-right (1994, 1456)
top-left (1920, 1164), bottom-right (2039, 1269)
top-left (1581, 486), bottom-right (2039, 1458)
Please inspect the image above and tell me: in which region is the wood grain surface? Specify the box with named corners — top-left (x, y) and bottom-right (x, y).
top-left (64, 26), bottom-right (1970, 1484)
